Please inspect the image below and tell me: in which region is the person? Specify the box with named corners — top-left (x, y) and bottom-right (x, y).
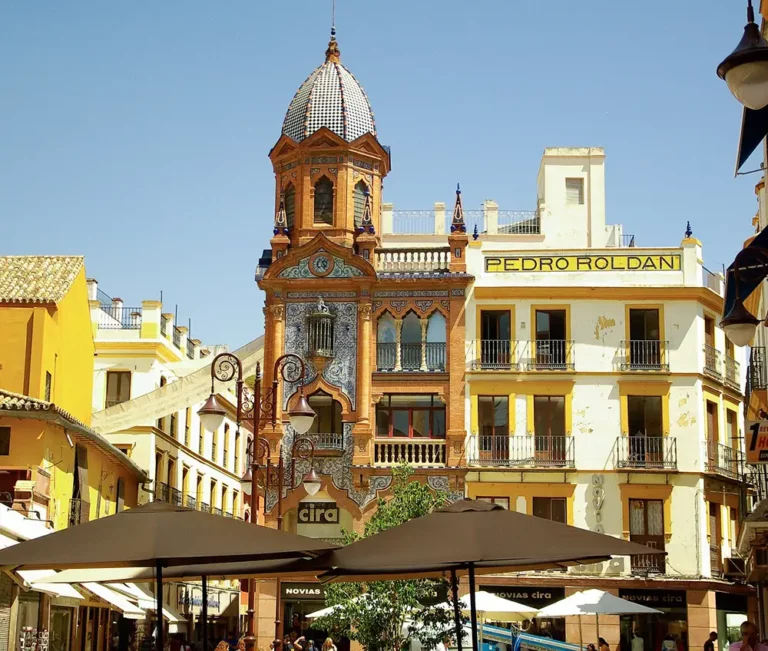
top-left (322, 638), bottom-right (337, 651)
top-left (587, 645), bottom-right (597, 651)
top-left (291, 615), bottom-right (302, 636)
top-left (662, 635), bottom-right (677, 651)
top-left (294, 636), bottom-right (306, 651)
top-left (729, 622), bottom-right (768, 651)
top-left (704, 632), bottom-right (718, 651)
top-left (435, 637), bottom-right (450, 651)
top-left (214, 642), bottom-right (230, 651)
top-left (283, 635), bottom-right (294, 651)
top-left (631, 632), bottom-right (644, 651)
top-left (598, 638), bottom-right (610, 651)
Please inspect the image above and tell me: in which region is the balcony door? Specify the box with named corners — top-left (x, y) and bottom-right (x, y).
top-left (478, 396), bottom-right (509, 463)
top-left (709, 502), bottom-right (722, 576)
top-left (535, 309), bottom-right (567, 369)
top-left (308, 391), bottom-right (343, 449)
top-left (629, 499), bottom-right (665, 572)
top-left (481, 311), bottom-right (511, 368)
top-left (105, 371), bottom-right (131, 408)
top-left (628, 308), bottom-right (661, 369)
top-left (401, 313), bottom-right (422, 371)
top-left (532, 497), bottom-right (567, 523)
top-left (533, 396), bottom-right (565, 464)
top-left (627, 396), bottom-right (663, 466)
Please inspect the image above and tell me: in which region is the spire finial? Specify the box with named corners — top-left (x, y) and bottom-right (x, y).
top-left (451, 183), bottom-right (466, 233)
top-left (325, 0), bottom-right (341, 63)
top-left (685, 221), bottom-right (693, 238)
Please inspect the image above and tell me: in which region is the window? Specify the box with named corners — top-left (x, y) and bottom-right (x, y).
top-left (170, 412), bottom-right (177, 439)
top-left (0, 428), bottom-right (10, 456)
top-left (727, 410), bottom-right (738, 447)
top-left (425, 312), bottom-right (447, 371)
top-left (223, 424), bottom-right (230, 468)
top-left (628, 309), bottom-right (662, 369)
top-left (285, 184), bottom-right (296, 229)
top-left (565, 178), bottom-right (584, 205)
top-left (627, 396), bottom-right (662, 437)
top-left (157, 377), bottom-right (167, 430)
top-left (629, 498), bottom-right (665, 572)
top-left (308, 391), bottom-right (343, 434)
top-left (377, 313), bottom-right (397, 370)
top-left (354, 181), bottom-right (368, 229)
top-left (212, 429), bottom-right (218, 463)
top-left (706, 401), bottom-right (719, 443)
top-left (705, 315), bottom-right (715, 347)
top-left (478, 396), bottom-right (509, 437)
top-left (480, 310), bottom-right (511, 368)
top-left (534, 309), bottom-right (568, 369)
top-left (376, 395), bottom-right (446, 438)
top-left (45, 371), bottom-right (52, 402)
top-left (116, 445), bottom-right (131, 458)
top-left (477, 497), bottom-right (510, 509)
top-left (184, 407), bottom-right (191, 447)
top-left (533, 396), bottom-right (566, 462)
top-left (105, 371), bottom-right (131, 408)
top-left (211, 481), bottom-right (218, 509)
top-left (401, 312), bottom-right (422, 371)
top-left (167, 458), bottom-right (176, 488)
top-left (313, 176), bottom-right (334, 225)
top-left (532, 497), bottom-right (566, 523)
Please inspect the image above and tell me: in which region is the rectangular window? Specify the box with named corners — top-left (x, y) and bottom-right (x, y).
top-left (565, 178), bottom-right (584, 205)
top-left (628, 498), bottom-right (665, 572)
top-left (534, 309), bottom-right (568, 369)
top-left (706, 401), bottom-right (719, 443)
top-left (480, 311), bottom-right (512, 368)
top-left (478, 396), bottom-right (509, 437)
top-left (533, 396), bottom-right (566, 463)
top-left (234, 430), bottom-right (240, 474)
top-left (105, 371), bottom-right (131, 408)
top-left (375, 395), bottom-right (446, 438)
top-left (535, 310), bottom-right (566, 341)
top-left (629, 309), bottom-right (660, 341)
top-left (532, 497), bottom-right (567, 523)
top-left (477, 497), bottom-right (510, 509)
top-left (0, 428), bottom-right (10, 456)
top-left (170, 412), bottom-right (177, 439)
top-left (705, 315), bottom-right (715, 347)
top-left (308, 392), bottom-right (342, 434)
top-left (727, 410), bottom-right (738, 447)
top-left (184, 407), bottom-right (191, 447)
top-left (45, 372), bottom-right (52, 402)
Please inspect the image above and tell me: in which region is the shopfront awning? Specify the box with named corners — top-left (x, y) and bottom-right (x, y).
top-left (111, 583), bottom-right (186, 628)
top-left (18, 570), bottom-right (84, 600)
top-left (83, 582), bottom-right (145, 619)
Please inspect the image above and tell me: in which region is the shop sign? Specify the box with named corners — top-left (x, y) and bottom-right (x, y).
top-left (480, 586), bottom-right (564, 609)
top-left (178, 592), bottom-right (220, 610)
top-left (746, 421), bottom-right (768, 464)
top-left (298, 502), bottom-right (339, 525)
top-left (484, 254), bottom-right (681, 274)
top-left (618, 589), bottom-right (686, 607)
top-left (282, 583), bottom-right (325, 601)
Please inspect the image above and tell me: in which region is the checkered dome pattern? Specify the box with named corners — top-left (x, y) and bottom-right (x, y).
top-left (282, 61), bottom-right (376, 142)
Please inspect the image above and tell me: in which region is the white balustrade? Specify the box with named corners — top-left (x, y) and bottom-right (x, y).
top-left (374, 248), bottom-right (451, 273)
top-left (373, 439), bottom-right (446, 467)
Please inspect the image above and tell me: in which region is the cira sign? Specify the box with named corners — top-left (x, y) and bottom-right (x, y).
top-left (747, 421), bottom-right (768, 463)
top-left (298, 502), bottom-right (339, 525)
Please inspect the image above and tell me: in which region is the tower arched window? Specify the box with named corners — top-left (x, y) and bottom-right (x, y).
top-left (377, 313), bottom-right (397, 371)
top-left (314, 176), bottom-right (334, 225)
top-left (285, 184), bottom-right (296, 229)
top-left (426, 311), bottom-right (447, 371)
top-left (401, 312), bottom-right (422, 371)
top-left (354, 181), bottom-right (368, 229)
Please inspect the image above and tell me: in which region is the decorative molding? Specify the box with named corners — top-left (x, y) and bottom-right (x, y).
top-left (278, 249), bottom-right (365, 279)
top-left (358, 303), bottom-right (373, 321)
top-left (414, 300), bottom-right (434, 313)
top-left (352, 158), bottom-right (374, 171)
top-left (390, 300), bottom-right (408, 313)
top-left (450, 289), bottom-right (465, 297)
top-left (282, 161), bottom-right (298, 171)
top-left (328, 168), bottom-right (338, 176)
top-left (310, 167), bottom-right (321, 176)
top-left (287, 291), bottom-right (357, 299)
top-left (269, 305), bottom-right (285, 321)
top-left (311, 156), bottom-right (339, 164)
top-left (440, 300), bottom-right (450, 310)
top-left (374, 290), bottom-right (449, 298)
top-left (427, 476), bottom-right (464, 503)
top-left (373, 301), bottom-right (383, 312)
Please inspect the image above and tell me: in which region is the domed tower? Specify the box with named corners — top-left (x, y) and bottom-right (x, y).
top-left (269, 29), bottom-right (391, 256)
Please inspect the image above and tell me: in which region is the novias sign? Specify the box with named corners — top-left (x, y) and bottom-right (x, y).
top-left (485, 254), bottom-right (682, 273)
top-left (298, 502), bottom-right (339, 525)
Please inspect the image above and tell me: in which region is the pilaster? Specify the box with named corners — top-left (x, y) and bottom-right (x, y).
top-left (446, 290), bottom-right (467, 467)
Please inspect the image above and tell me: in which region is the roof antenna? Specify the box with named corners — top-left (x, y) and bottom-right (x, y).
top-left (325, 0), bottom-right (340, 63)
top-left (331, 0), bottom-right (336, 38)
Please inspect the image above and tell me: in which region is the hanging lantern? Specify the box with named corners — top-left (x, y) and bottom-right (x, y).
top-left (306, 297), bottom-right (336, 372)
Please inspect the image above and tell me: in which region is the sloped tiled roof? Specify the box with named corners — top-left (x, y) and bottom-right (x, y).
top-left (0, 256), bottom-right (84, 304)
top-left (0, 389), bottom-right (146, 479)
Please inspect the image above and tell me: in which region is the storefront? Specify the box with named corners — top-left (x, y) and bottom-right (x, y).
top-left (618, 589), bottom-right (688, 651)
top-left (715, 593), bottom-right (748, 649)
top-left (281, 583), bottom-right (349, 651)
top-left (480, 585), bottom-right (566, 641)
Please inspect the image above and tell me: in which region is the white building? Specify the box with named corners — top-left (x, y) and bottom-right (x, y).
top-left (86, 280), bottom-right (263, 638)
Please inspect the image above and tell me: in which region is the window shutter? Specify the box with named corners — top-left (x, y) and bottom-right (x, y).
top-left (565, 178), bottom-right (584, 205)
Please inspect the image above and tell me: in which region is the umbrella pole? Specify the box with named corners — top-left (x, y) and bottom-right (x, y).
top-left (468, 565), bottom-right (478, 651)
top-left (595, 614), bottom-right (600, 646)
top-left (156, 561), bottom-right (164, 651)
top-left (579, 615), bottom-right (583, 650)
top-left (451, 569), bottom-right (463, 651)
top-left (202, 576), bottom-right (208, 651)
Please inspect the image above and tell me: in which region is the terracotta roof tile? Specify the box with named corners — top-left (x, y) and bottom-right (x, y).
top-left (0, 256), bottom-right (84, 303)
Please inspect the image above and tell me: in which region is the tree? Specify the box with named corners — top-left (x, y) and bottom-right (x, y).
top-left (313, 465), bottom-right (462, 651)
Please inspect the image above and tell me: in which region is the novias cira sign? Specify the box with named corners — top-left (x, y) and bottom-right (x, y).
top-left (485, 254), bottom-right (682, 273)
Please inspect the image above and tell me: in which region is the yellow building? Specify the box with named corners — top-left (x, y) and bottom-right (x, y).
top-left (0, 256), bottom-right (145, 528)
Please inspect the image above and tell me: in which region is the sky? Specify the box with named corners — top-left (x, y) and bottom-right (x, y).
top-left (0, 1), bottom-right (761, 347)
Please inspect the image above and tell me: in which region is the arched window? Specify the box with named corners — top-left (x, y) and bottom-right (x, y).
top-left (426, 311), bottom-right (446, 371)
top-left (426, 312), bottom-right (446, 342)
top-left (377, 313), bottom-right (397, 370)
top-left (353, 181), bottom-right (368, 229)
top-left (284, 184), bottom-right (296, 229)
top-left (401, 312), bottom-right (422, 370)
top-left (314, 176), bottom-right (334, 225)
top-left (307, 390), bottom-right (343, 436)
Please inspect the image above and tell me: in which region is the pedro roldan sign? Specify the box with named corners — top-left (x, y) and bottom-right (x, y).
top-left (485, 253), bottom-right (682, 273)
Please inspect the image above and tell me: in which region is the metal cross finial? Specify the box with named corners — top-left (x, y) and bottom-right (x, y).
top-left (685, 221), bottom-right (693, 238)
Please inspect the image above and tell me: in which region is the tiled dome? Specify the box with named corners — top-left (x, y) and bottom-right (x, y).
top-left (282, 33), bottom-right (376, 143)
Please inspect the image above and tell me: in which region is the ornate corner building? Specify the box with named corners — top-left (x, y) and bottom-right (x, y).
top-left (254, 30), bottom-right (471, 529)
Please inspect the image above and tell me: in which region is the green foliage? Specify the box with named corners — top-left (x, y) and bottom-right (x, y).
top-left (244, 375), bottom-right (257, 389)
top-left (312, 465), bottom-right (463, 651)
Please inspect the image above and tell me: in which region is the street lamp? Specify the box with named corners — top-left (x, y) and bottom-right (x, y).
top-left (717, 0), bottom-right (768, 110)
top-left (721, 295), bottom-right (762, 346)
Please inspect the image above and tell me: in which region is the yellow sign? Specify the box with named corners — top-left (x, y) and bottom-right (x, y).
top-left (747, 421), bottom-right (768, 464)
top-left (485, 254), bottom-right (682, 273)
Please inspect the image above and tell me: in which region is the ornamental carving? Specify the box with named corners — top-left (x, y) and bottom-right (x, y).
top-left (311, 167), bottom-right (321, 175)
top-left (427, 476), bottom-right (464, 503)
top-left (374, 290), bottom-right (449, 298)
top-left (414, 300), bottom-right (433, 313)
top-left (358, 303), bottom-right (372, 321)
top-left (373, 301), bottom-right (383, 312)
top-left (269, 305), bottom-right (285, 321)
top-left (278, 249), bottom-right (365, 279)
top-left (328, 168), bottom-right (338, 176)
top-left (440, 300), bottom-right (450, 310)
top-left (390, 300), bottom-right (408, 313)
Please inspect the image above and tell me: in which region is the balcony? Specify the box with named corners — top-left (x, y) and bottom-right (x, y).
top-left (376, 343), bottom-right (446, 372)
top-left (704, 344), bottom-right (722, 379)
top-left (725, 356), bottom-right (741, 391)
top-left (305, 432), bottom-right (345, 453)
top-left (467, 340), bottom-right (521, 371)
top-left (630, 536), bottom-right (666, 574)
top-left (615, 436), bottom-right (677, 470)
top-left (68, 498), bottom-right (90, 527)
top-left (161, 313), bottom-right (169, 337)
top-left (706, 440), bottom-right (744, 480)
top-left (468, 435), bottom-right (575, 469)
top-left (373, 439), bottom-right (446, 467)
top-left (374, 248), bottom-right (451, 273)
top-left (529, 340), bottom-right (574, 371)
top-left (710, 544), bottom-right (723, 577)
top-left (620, 340), bottom-right (669, 372)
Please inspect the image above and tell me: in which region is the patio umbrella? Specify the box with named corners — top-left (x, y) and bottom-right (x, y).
top-left (537, 589), bottom-right (662, 649)
top-left (318, 500), bottom-right (663, 651)
top-left (0, 502), bottom-right (337, 651)
top-left (456, 591), bottom-right (537, 650)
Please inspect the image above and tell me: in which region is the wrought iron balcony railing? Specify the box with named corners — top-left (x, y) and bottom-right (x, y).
top-left (725, 356), bottom-right (741, 391)
top-left (467, 340), bottom-right (521, 371)
top-left (468, 435), bottom-right (575, 468)
top-left (615, 435), bottom-right (677, 470)
top-left (630, 536), bottom-right (665, 574)
top-left (96, 306), bottom-right (142, 330)
top-left (705, 440), bottom-right (744, 480)
top-left (620, 340), bottom-right (669, 372)
top-left (306, 432), bottom-right (345, 452)
top-left (529, 340), bottom-right (574, 371)
top-left (704, 344), bottom-right (722, 379)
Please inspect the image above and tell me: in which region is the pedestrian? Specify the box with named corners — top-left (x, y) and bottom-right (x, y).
top-left (729, 622), bottom-right (768, 651)
top-left (587, 644), bottom-right (597, 651)
top-left (598, 638), bottom-right (610, 651)
top-left (322, 638), bottom-right (337, 651)
top-left (662, 635), bottom-right (677, 651)
top-left (704, 632), bottom-right (718, 651)
top-left (283, 635), bottom-right (294, 651)
top-left (631, 632), bottom-right (644, 651)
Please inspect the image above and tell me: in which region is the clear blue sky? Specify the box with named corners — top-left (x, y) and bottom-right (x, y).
top-left (1, 1), bottom-right (760, 347)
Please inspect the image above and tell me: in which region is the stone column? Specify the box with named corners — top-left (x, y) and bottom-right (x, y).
top-left (357, 303), bottom-right (373, 425)
top-left (420, 317), bottom-right (429, 372)
top-left (394, 318), bottom-right (403, 372)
